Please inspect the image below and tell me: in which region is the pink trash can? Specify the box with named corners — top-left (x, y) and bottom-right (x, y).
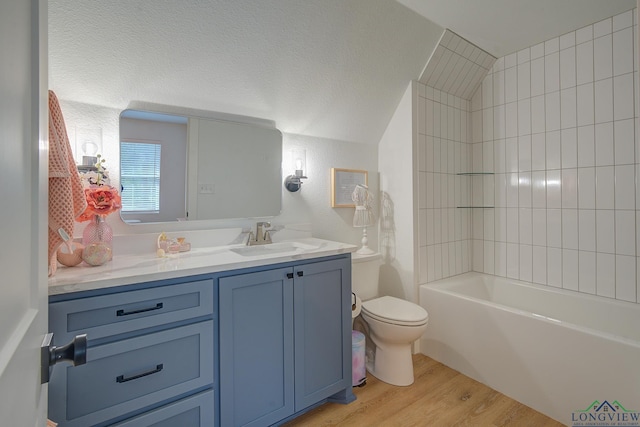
top-left (352, 330), bottom-right (366, 386)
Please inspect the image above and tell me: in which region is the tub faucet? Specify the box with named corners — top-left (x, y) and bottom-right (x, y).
top-left (247, 221), bottom-right (272, 246)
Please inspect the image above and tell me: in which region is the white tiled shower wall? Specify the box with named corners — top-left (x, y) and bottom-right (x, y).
top-left (418, 9), bottom-right (640, 304)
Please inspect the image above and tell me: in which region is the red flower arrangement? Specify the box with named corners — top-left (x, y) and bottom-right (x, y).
top-left (77, 186), bottom-right (122, 222)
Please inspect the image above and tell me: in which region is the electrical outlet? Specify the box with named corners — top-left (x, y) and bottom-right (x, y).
top-left (199, 183), bottom-right (215, 194)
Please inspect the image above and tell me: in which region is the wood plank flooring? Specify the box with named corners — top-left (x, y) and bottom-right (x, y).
top-left (284, 354), bottom-right (564, 427)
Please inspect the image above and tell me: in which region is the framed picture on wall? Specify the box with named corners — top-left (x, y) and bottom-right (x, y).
top-left (331, 168), bottom-right (368, 208)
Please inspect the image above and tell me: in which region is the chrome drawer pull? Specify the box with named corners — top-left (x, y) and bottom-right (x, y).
top-left (116, 363), bottom-right (164, 383)
top-left (116, 302), bottom-right (163, 317)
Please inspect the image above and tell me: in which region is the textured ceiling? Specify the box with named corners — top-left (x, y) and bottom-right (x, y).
top-left (49, 1), bottom-right (637, 146)
top-left (49, 0), bottom-right (444, 145)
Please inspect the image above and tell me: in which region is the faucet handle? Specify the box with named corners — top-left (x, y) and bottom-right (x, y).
top-left (246, 231), bottom-right (255, 245)
top-left (263, 230), bottom-right (272, 243)
top-left (257, 221), bottom-right (271, 228)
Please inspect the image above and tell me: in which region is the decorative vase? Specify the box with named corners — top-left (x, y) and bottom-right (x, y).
top-left (82, 215), bottom-right (113, 266)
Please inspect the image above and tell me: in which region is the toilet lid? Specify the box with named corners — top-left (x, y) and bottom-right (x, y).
top-left (362, 296), bottom-right (429, 326)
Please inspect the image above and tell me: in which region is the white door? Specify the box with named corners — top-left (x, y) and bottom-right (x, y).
top-left (0, 0), bottom-right (49, 425)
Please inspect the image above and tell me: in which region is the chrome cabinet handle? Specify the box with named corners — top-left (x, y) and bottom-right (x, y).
top-left (116, 302), bottom-right (163, 316)
top-left (116, 363), bottom-right (164, 383)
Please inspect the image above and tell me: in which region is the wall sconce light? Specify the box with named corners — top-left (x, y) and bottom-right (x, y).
top-left (284, 148), bottom-right (307, 192)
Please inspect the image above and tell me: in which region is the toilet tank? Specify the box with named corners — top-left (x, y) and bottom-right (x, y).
top-left (351, 252), bottom-right (382, 300)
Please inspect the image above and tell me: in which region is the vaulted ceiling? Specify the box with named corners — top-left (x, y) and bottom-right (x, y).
top-left (49, 1), bottom-right (636, 145)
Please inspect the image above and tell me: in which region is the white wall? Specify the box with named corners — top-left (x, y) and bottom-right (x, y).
top-left (378, 82), bottom-right (416, 302)
top-left (471, 9), bottom-right (639, 303)
top-left (58, 100), bottom-right (378, 249)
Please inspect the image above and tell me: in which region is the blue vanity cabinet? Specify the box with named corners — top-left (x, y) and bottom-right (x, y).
top-left (48, 276), bottom-right (216, 427)
top-left (218, 255), bottom-right (354, 427)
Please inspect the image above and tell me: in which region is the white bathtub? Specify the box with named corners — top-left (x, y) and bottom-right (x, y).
top-left (419, 272), bottom-right (640, 426)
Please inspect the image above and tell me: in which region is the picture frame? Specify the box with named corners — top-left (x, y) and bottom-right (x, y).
top-left (331, 168), bottom-right (368, 208)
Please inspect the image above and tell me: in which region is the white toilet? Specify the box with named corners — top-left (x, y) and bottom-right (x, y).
top-left (352, 252), bottom-right (429, 386)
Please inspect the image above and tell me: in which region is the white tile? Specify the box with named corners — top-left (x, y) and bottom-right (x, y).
top-left (562, 209), bottom-right (579, 249)
top-left (505, 136), bottom-right (518, 172)
top-left (593, 17), bottom-right (612, 38)
top-left (495, 174), bottom-right (506, 208)
top-left (520, 244), bottom-right (533, 282)
top-left (614, 73), bottom-right (634, 120)
top-left (596, 253), bottom-right (615, 298)
top-left (561, 128), bottom-right (577, 169)
top-left (547, 247), bottom-right (563, 287)
top-left (530, 95), bottom-right (545, 135)
top-left (531, 133), bottom-right (546, 170)
top-left (482, 74), bottom-right (493, 108)
top-left (426, 209), bottom-right (434, 245)
top-left (613, 27), bottom-right (634, 76)
top-left (518, 62), bottom-right (531, 100)
top-left (519, 135), bottom-right (531, 172)
top-left (505, 102), bottom-right (518, 138)
top-left (461, 240), bottom-right (469, 273)
top-left (530, 57), bottom-right (545, 97)
top-left (596, 166), bottom-right (615, 209)
top-left (494, 138), bottom-right (505, 173)
top-left (532, 208), bottom-right (547, 246)
top-left (493, 70), bottom-right (505, 106)
top-left (616, 210), bottom-right (636, 256)
top-left (484, 208), bottom-right (495, 240)
top-left (455, 241), bottom-right (463, 275)
top-left (545, 91), bottom-right (561, 132)
top-left (519, 207), bottom-right (532, 244)
top-left (419, 245), bottom-right (428, 283)
top-left (434, 243), bottom-right (443, 279)
top-left (614, 119), bottom-right (635, 165)
top-left (545, 52), bottom-right (560, 93)
top-left (532, 246), bottom-right (547, 284)
top-left (576, 83), bottom-right (594, 126)
top-left (493, 104), bottom-right (505, 140)
top-left (593, 34), bottom-right (613, 80)
top-left (578, 251), bottom-right (596, 294)
top-left (613, 10), bottom-right (633, 31)
top-left (505, 67), bottom-right (518, 104)
top-left (546, 130), bottom-right (561, 170)
top-left (562, 249), bottom-right (579, 291)
top-left (578, 167), bottom-right (596, 209)
top-left (418, 134), bottom-right (427, 172)
top-left (426, 245), bottom-right (435, 282)
top-left (506, 242), bottom-right (520, 279)
top-left (545, 37), bottom-right (560, 55)
top-left (615, 165), bottom-right (636, 210)
top-left (433, 102), bottom-right (441, 137)
top-left (495, 206), bottom-right (507, 241)
top-left (506, 172), bottom-right (519, 207)
top-left (579, 209), bottom-right (596, 251)
top-left (505, 52), bottom-right (517, 69)
top-left (472, 239), bottom-right (483, 272)
top-left (560, 32), bottom-right (576, 50)
top-left (419, 172), bottom-right (427, 209)
top-left (484, 174), bottom-right (494, 206)
top-left (442, 242), bottom-right (450, 277)
top-left (560, 87), bottom-right (577, 129)
top-left (506, 207), bottom-right (519, 243)
top-left (547, 169), bottom-right (562, 209)
top-left (560, 46), bottom-right (576, 89)
top-left (433, 207), bottom-right (441, 241)
top-left (594, 78), bottom-right (614, 124)
top-left (483, 140), bottom-right (494, 173)
top-left (531, 171), bottom-right (546, 208)
top-left (547, 208), bottom-right (562, 248)
top-left (482, 108), bottom-right (493, 141)
top-left (576, 41), bottom-right (594, 85)
top-left (495, 241), bottom-right (507, 276)
top-left (517, 47), bottom-right (530, 64)
top-left (577, 125), bottom-right (595, 167)
top-left (493, 57), bottom-right (505, 73)
top-left (419, 209), bottom-right (427, 246)
top-left (562, 168), bottom-right (578, 209)
top-left (484, 241), bottom-right (495, 274)
top-left (595, 122), bottom-right (614, 166)
top-left (596, 209), bottom-right (615, 253)
top-left (576, 25), bottom-right (593, 44)
top-left (616, 255), bottom-right (636, 302)
top-left (531, 42), bottom-right (545, 60)
top-left (471, 86), bottom-right (482, 112)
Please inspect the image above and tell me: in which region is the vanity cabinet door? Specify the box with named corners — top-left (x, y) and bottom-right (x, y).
top-left (219, 267), bottom-right (294, 427)
top-left (293, 258), bottom-right (352, 411)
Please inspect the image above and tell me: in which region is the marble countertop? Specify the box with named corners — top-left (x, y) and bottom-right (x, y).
top-left (49, 238), bottom-right (357, 296)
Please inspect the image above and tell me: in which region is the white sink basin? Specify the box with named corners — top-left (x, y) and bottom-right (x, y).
top-left (230, 241), bottom-right (319, 257)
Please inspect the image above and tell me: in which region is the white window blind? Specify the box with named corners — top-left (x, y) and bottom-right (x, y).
top-left (120, 142), bottom-right (161, 213)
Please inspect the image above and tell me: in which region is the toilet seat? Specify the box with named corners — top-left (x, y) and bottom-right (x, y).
top-left (362, 296), bottom-right (429, 326)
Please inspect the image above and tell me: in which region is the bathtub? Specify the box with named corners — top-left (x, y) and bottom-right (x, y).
top-left (419, 272), bottom-right (640, 426)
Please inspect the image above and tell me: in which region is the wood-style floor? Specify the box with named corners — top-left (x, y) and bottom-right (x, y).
top-left (284, 354), bottom-right (564, 427)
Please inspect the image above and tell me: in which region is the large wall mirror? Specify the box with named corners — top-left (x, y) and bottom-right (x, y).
top-left (119, 109), bottom-right (282, 224)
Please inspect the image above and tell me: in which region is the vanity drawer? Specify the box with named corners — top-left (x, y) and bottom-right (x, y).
top-left (49, 278), bottom-right (214, 342)
top-left (112, 389), bottom-right (214, 427)
top-left (48, 320), bottom-right (214, 427)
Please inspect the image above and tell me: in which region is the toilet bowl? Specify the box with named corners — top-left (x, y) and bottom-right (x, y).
top-left (352, 252), bottom-right (429, 387)
top-left (361, 296), bottom-right (428, 386)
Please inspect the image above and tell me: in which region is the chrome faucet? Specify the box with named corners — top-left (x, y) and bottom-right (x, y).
top-left (247, 221), bottom-right (272, 246)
